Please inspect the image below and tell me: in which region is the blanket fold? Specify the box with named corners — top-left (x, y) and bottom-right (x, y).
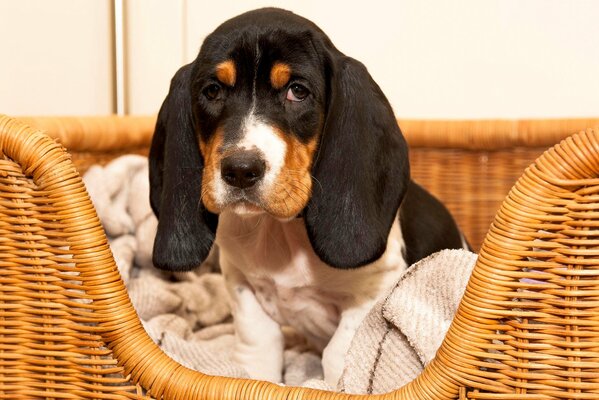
top-left (339, 249), bottom-right (477, 394)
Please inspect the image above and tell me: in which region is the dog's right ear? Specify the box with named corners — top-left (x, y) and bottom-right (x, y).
top-left (149, 63), bottom-right (218, 271)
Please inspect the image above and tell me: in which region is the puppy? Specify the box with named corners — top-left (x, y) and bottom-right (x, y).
top-left (149, 8), bottom-right (466, 386)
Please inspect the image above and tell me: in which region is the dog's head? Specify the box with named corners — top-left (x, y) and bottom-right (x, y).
top-left (150, 8), bottom-right (409, 271)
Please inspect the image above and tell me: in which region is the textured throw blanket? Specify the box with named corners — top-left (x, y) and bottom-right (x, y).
top-left (83, 155), bottom-right (477, 393)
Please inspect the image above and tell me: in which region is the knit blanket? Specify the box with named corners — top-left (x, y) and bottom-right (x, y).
top-left (83, 155), bottom-right (477, 393)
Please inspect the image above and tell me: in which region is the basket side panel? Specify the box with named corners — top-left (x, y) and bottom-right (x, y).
top-left (410, 146), bottom-right (548, 251)
top-left (0, 115), bottom-right (149, 399)
top-left (433, 129), bottom-right (599, 398)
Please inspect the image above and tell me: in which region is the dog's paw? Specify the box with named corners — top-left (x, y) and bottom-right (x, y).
top-left (233, 348), bottom-right (283, 383)
top-left (322, 345), bottom-right (344, 389)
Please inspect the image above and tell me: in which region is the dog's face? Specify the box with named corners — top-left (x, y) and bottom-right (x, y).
top-left (150, 8), bottom-right (410, 271)
top-left (191, 16), bottom-right (327, 218)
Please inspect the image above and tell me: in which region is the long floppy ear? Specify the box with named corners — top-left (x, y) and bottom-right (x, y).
top-left (305, 55), bottom-right (409, 269)
top-left (149, 63), bottom-right (218, 271)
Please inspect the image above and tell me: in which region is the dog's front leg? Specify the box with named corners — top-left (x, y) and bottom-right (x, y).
top-left (322, 300), bottom-right (375, 388)
top-left (222, 261), bottom-right (284, 383)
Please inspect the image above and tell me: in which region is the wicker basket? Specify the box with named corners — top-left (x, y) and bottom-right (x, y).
top-left (0, 114), bottom-right (598, 399)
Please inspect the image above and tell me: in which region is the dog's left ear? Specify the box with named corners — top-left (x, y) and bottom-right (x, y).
top-left (305, 54), bottom-right (410, 269)
top-left (149, 63), bottom-right (218, 271)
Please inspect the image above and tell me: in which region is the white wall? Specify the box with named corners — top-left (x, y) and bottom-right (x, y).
top-left (0, 0), bottom-right (114, 116)
top-left (127, 0), bottom-right (599, 118)
top-left (2, 1), bottom-right (599, 118)
top-left (391, 1), bottom-right (599, 118)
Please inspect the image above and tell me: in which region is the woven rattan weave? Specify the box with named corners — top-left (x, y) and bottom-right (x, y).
top-left (0, 114), bottom-right (598, 399)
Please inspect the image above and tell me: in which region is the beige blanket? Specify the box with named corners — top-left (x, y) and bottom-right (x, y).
top-left (83, 155), bottom-right (477, 392)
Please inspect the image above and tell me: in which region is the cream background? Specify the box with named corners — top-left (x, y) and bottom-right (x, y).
top-left (2, 0), bottom-right (599, 118)
top-left (0, 0), bottom-right (114, 115)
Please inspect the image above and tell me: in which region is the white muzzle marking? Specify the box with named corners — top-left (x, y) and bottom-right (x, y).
top-left (213, 113), bottom-right (287, 214)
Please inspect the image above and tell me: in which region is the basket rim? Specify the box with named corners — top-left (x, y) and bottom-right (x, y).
top-left (15, 115), bottom-right (599, 152)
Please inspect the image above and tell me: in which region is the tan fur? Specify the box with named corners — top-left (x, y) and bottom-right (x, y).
top-left (216, 60), bottom-right (236, 87)
top-left (265, 131), bottom-right (318, 218)
top-left (199, 131), bottom-right (224, 213)
top-left (270, 62), bottom-right (291, 89)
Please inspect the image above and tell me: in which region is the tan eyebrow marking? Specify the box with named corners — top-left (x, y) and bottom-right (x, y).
top-left (270, 62), bottom-right (292, 89)
top-left (215, 60), bottom-right (236, 87)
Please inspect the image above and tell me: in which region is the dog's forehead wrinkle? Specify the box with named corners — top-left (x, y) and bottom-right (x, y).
top-left (251, 39), bottom-right (263, 111)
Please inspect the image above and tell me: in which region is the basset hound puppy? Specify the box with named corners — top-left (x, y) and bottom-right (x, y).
top-left (149, 7), bottom-right (467, 386)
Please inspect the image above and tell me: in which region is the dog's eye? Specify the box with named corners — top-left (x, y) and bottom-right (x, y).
top-left (286, 83), bottom-right (309, 102)
top-left (203, 83), bottom-right (222, 100)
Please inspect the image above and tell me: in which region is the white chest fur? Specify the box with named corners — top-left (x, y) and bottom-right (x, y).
top-left (216, 211), bottom-right (407, 350)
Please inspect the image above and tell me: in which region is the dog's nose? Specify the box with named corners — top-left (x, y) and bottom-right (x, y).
top-left (221, 151), bottom-right (266, 189)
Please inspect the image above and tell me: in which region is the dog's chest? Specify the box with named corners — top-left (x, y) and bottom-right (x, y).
top-left (216, 213), bottom-right (407, 349)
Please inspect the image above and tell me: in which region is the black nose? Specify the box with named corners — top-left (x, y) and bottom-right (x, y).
top-left (221, 151), bottom-right (266, 189)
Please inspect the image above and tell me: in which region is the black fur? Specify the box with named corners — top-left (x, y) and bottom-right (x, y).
top-left (304, 54), bottom-right (410, 268)
top-left (399, 181), bottom-right (466, 266)
top-left (149, 64), bottom-right (218, 271)
top-left (149, 7), bottom-right (466, 272)
top-left (189, 10), bottom-right (327, 148)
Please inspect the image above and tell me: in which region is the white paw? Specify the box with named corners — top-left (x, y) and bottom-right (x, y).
top-left (234, 349), bottom-right (283, 383)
